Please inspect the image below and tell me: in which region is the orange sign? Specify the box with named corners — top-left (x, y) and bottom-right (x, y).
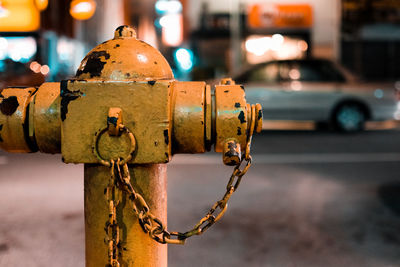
top-left (0, 0), bottom-right (40, 32)
top-left (248, 4), bottom-right (313, 29)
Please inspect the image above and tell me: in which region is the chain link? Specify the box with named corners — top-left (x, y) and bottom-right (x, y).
top-left (102, 107), bottom-right (255, 264)
top-left (105, 160), bottom-right (121, 267)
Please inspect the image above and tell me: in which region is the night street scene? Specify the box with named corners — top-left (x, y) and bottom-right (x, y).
top-left (1, 0), bottom-right (400, 266)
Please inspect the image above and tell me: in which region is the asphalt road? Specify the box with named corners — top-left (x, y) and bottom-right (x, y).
top-left (1, 129), bottom-right (400, 266)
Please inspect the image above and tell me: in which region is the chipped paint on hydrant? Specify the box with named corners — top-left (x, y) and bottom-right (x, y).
top-left (0, 25), bottom-right (262, 267)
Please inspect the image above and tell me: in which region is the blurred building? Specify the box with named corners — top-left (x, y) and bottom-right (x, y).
top-left (181, 0), bottom-right (341, 80)
top-left (0, 0), bottom-right (126, 86)
top-left (341, 0), bottom-right (400, 81)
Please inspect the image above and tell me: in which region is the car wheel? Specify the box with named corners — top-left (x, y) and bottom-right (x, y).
top-left (333, 103), bottom-right (366, 132)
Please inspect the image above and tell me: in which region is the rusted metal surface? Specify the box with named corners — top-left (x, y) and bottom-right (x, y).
top-left (32, 82), bottom-right (61, 153)
top-left (255, 103), bottom-right (263, 133)
top-left (76, 26), bottom-right (173, 82)
top-left (61, 80), bottom-right (171, 164)
top-left (0, 87), bottom-right (36, 152)
top-left (171, 81), bottom-right (206, 154)
top-left (205, 85), bottom-right (212, 150)
top-left (84, 164), bottom-right (167, 267)
top-left (214, 84), bottom-right (248, 153)
top-left (222, 139), bottom-right (241, 166)
top-left (107, 107), bottom-right (123, 136)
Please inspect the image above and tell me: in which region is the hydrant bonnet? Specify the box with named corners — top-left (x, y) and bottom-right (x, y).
top-left (76, 25), bottom-right (174, 81)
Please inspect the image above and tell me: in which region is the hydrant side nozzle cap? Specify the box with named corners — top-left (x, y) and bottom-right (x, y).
top-left (114, 25), bottom-right (137, 39)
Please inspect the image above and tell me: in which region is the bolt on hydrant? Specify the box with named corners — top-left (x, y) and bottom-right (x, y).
top-left (0, 26), bottom-right (262, 266)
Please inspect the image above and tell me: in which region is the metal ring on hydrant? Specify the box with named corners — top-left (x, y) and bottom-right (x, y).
top-left (93, 124), bottom-right (136, 166)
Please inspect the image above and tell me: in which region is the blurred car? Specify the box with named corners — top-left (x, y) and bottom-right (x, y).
top-left (234, 58), bottom-right (399, 132)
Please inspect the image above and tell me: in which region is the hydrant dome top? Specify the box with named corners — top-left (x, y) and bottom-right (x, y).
top-left (76, 25), bottom-right (174, 81)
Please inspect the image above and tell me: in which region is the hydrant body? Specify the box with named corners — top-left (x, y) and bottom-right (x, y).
top-left (0, 26), bottom-right (262, 266)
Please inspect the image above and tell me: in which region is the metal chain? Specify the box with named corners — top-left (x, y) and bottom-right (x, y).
top-left (105, 160), bottom-right (121, 267)
top-left (103, 106), bottom-right (255, 249)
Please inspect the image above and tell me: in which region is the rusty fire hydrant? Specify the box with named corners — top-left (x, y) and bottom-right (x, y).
top-left (0, 26), bottom-right (262, 267)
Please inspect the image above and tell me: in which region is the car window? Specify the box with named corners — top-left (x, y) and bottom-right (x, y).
top-left (236, 63), bottom-right (279, 83)
top-left (281, 60), bottom-right (346, 82)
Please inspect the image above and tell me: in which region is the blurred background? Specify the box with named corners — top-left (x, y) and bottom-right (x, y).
top-left (1, 0), bottom-right (400, 266)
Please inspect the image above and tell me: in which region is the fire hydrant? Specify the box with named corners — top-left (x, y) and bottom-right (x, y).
top-left (0, 26), bottom-right (262, 266)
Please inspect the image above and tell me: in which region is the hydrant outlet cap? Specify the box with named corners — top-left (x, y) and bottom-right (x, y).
top-left (75, 25), bottom-right (174, 81)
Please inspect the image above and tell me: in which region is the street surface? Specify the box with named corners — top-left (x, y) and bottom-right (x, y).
top-left (1, 128), bottom-right (400, 266)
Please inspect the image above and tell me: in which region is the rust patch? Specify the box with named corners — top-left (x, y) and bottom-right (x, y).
top-left (116, 25), bottom-right (128, 36)
top-left (224, 90), bottom-right (229, 93)
top-left (238, 111), bottom-right (246, 123)
top-left (237, 127), bottom-right (242, 135)
top-left (148, 80), bottom-right (156, 86)
top-left (0, 96), bottom-right (19, 116)
top-left (154, 61), bottom-right (158, 65)
top-left (163, 129), bottom-right (169, 145)
top-left (224, 141), bottom-right (239, 158)
top-left (76, 51), bottom-right (110, 78)
top-left (107, 116), bottom-right (118, 127)
top-left (60, 80), bottom-right (83, 121)
top-left (234, 102), bottom-right (241, 108)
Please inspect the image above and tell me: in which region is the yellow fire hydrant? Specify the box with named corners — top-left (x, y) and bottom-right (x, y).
top-left (0, 26), bottom-right (262, 266)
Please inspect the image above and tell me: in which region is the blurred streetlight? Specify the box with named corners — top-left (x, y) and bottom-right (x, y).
top-left (70, 0), bottom-right (96, 21)
top-left (0, 1), bottom-right (9, 18)
top-left (155, 0), bottom-right (183, 47)
top-left (34, 0), bottom-right (48, 11)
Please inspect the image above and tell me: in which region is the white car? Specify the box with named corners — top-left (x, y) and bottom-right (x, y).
top-left (235, 58), bottom-right (399, 132)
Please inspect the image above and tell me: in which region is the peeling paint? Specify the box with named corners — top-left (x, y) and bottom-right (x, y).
top-left (115, 25), bottom-right (128, 36)
top-left (60, 80), bottom-right (83, 121)
top-left (163, 129), bottom-right (169, 145)
top-left (238, 111), bottom-right (246, 123)
top-left (107, 116), bottom-right (118, 127)
top-left (224, 140), bottom-right (239, 158)
top-left (0, 96), bottom-right (19, 116)
top-left (76, 51), bottom-right (111, 78)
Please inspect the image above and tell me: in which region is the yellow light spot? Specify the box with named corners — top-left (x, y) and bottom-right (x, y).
top-left (70, 0), bottom-right (96, 21)
top-left (35, 0), bottom-right (48, 11)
